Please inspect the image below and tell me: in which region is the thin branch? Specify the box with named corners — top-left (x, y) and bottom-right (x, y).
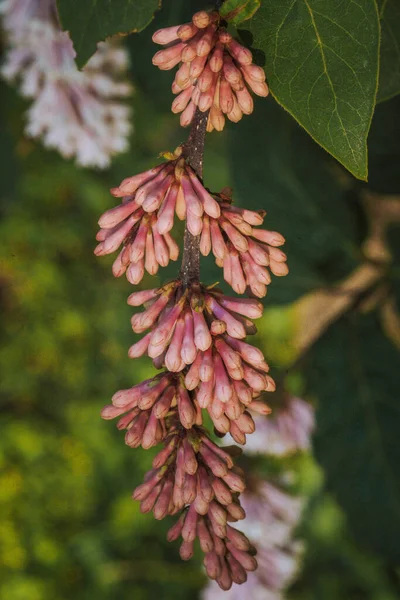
top-left (179, 108), bottom-right (209, 287)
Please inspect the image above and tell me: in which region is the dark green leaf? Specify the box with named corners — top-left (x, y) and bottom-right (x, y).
top-left (387, 225), bottom-right (400, 312)
top-left (309, 312), bottom-right (400, 562)
top-left (228, 98), bottom-right (360, 304)
top-left (57, 0), bottom-right (161, 67)
top-left (364, 96), bottom-right (400, 194)
top-left (377, 0), bottom-right (400, 103)
top-left (246, 0), bottom-right (380, 180)
top-left (219, 0), bottom-right (261, 25)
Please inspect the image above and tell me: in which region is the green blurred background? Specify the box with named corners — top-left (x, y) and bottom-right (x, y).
top-left (1, 1), bottom-right (400, 598)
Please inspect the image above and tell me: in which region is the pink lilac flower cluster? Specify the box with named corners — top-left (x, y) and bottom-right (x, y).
top-left (0, 0), bottom-right (131, 167)
top-left (203, 481), bottom-right (306, 600)
top-left (95, 150), bottom-right (287, 295)
top-left (94, 5), bottom-right (293, 591)
top-left (152, 10), bottom-right (269, 131)
top-left (96, 148), bottom-right (288, 587)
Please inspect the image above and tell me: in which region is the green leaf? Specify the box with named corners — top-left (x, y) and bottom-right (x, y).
top-left (387, 225), bottom-right (400, 312)
top-left (220, 0), bottom-right (261, 25)
top-left (228, 98), bottom-right (360, 304)
top-left (377, 0), bottom-right (400, 102)
top-left (246, 0), bottom-right (380, 180)
top-left (57, 0), bottom-right (161, 67)
top-left (308, 312), bottom-right (400, 562)
top-left (364, 96), bottom-right (400, 194)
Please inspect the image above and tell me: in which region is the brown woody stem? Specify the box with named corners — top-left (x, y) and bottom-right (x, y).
top-left (180, 108), bottom-right (209, 287)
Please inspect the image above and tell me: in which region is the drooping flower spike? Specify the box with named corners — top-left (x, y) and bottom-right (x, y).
top-left (201, 188), bottom-right (289, 298)
top-left (93, 4), bottom-right (292, 591)
top-left (152, 10), bottom-right (269, 131)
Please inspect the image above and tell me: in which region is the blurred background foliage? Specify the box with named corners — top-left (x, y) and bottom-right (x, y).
top-left (1, 1), bottom-right (400, 598)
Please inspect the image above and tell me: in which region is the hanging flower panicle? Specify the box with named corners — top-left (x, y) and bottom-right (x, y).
top-left (152, 10), bottom-right (269, 131)
top-left (94, 5), bottom-right (292, 591)
top-left (1, 0), bottom-right (132, 167)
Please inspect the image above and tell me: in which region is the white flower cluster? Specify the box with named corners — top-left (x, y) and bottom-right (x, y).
top-left (203, 396), bottom-right (314, 599)
top-left (1, 0), bottom-right (132, 168)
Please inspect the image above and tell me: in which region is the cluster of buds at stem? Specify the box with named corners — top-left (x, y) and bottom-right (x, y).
top-left (201, 188), bottom-right (288, 297)
top-left (124, 280), bottom-right (273, 441)
top-left (152, 10), bottom-right (269, 131)
top-left (94, 147), bottom-right (221, 282)
top-left (100, 372), bottom-right (180, 449)
top-left (95, 153), bottom-right (287, 295)
top-left (131, 420), bottom-right (258, 589)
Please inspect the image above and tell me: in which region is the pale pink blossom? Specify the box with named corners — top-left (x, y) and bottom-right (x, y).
top-left (1, 0), bottom-right (132, 167)
top-left (244, 397), bottom-right (315, 456)
top-left (203, 573), bottom-right (280, 600)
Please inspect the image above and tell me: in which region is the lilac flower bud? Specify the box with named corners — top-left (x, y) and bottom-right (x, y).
top-left (182, 504), bottom-right (199, 542)
top-left (180, 540), bottom-right (194, 561)
top-left (182, 437), bottom-right (198, 474)
top-left (177, 382), bottom-right (196, 429)
top-left (204, 552), bottom-right (221, 580)
top-left (199, 445), bottom-right (228, 478)
top-left (153, 478), bottom-right (174, 520)
top-left (167, 513), bottom-right (185, 541)
top-left (226, 543), bottom-right (257, 572)
top-left (198, 518), bottom-right (215, 553)
top-left (226, 552), bottom-right (248, 585)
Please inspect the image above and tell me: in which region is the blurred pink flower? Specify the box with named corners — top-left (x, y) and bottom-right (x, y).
top-left (245, 397), bottom-right (315, 456)
top-left (1, 0), bottom-right (132, 167)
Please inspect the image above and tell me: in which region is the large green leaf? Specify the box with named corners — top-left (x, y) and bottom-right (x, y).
top-left (246, 0), bottom-right (380, 180)
top-left (57, 0), bottom-right (161, 67)
top-left (219, 0), bottom-right (261, 25)
top-left (228, 98), bottom-right (360, 305)
top-left (308, 312), bottom-right (400, 562)
top-left (378, 0), bottom-right (400, 102)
